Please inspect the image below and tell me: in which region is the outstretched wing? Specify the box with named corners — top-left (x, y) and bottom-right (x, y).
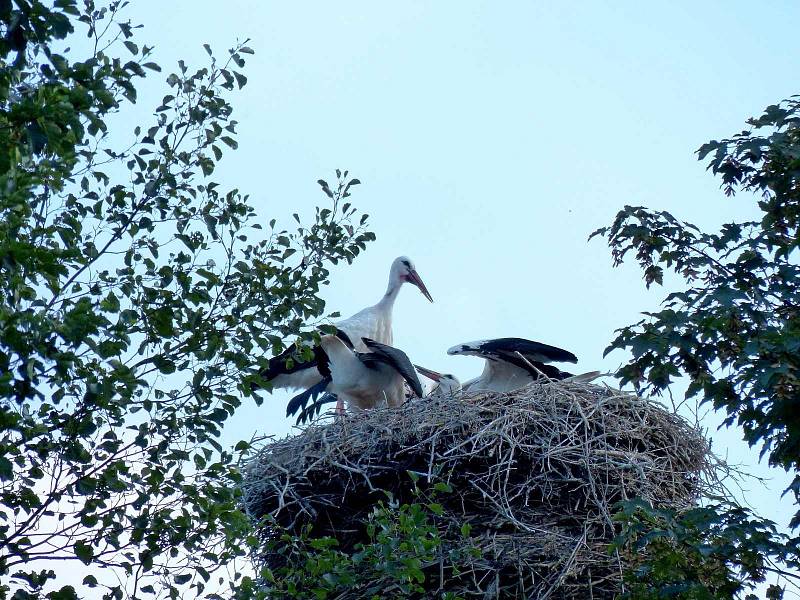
top-left (255, 329), bottom-right (354, 388)
top-left (448, 337), bottom-right (577, 364)
top-left (258, 344), bottom-right (322, 381)
top-left (286, 375), bottom-right (332, 420)
top-left (360, 337), bottom-right (424, 397)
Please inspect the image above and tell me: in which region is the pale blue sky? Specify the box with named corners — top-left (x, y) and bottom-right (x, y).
top-left (123, 0), bottom-right (799, 585)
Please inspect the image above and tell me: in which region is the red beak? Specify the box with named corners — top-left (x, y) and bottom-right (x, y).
top-left (414, 364), bottom-right (442, 382)
top-left (407, 269), bottom-right (433, 303)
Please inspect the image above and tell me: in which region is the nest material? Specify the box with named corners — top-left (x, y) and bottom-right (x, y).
top-left (242, 380), bottom-right (717, 598)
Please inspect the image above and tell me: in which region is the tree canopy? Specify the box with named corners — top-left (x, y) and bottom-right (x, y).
top-left (592, 95), bottom-right (800, 513)
top-left (594, 95), bottom-right (800, 597)
top-left (0, 2), bottom-right (373, 598)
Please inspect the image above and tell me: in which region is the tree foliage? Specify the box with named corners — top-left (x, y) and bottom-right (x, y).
top-left (592, 95), bottom-right (800, 518)
top-left (612, 499), bottom-right (795, 600)
top-left (0, 2), bottom-right (373, 598)
top-left (593, 96), bottom-right (800, 597)
top-left (254, 478), bottom-right (474, 600)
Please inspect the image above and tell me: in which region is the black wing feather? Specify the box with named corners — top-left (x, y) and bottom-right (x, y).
top-left (295, 392), bottom-right (339, 425)
top-left (480, 337), bottom-right (577, 364)
top-left (490, 349), bottom-right (574, 380)
top-left (255, 328), bottom-right (353, 388)
top-left (522, 360), bottom-right (574, 380)
top-left (361, 337), bottom-right (424, 397)
top-left (257, 344), bottom-right (319, 381)
top-left (334, 329), bottom-right (355, 350)
top-left (286, 375), bottom-right (332, 419)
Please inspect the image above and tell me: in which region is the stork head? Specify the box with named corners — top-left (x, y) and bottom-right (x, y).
top-left (414, 365), bottom-right (461, 394)
top-left (392, 256), bottom-right (433, 302)
top-left (446, 341), bottom-right (485, 357)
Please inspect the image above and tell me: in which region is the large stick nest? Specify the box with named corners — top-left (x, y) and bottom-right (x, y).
top-left (242, 380), bottom-right (718, 598)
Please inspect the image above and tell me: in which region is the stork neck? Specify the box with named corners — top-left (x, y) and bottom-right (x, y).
top-left (321, 336), bottom-right (357, 365)
top-left (378, 277), bottom-right (402, 309)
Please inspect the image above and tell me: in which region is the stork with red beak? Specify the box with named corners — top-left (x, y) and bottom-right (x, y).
top-left (257, 256), bottom-right (433, 401)
top-left (414, 365), bottom-right (462, 400)
top-left (330, 256), bottom-right (433, 350)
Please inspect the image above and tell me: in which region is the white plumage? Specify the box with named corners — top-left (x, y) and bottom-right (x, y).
top-left (335, 255), bottom-right (433, 345)
top-left (323, 337), bottom-right (422, 410)
top-left (285, 337), bottom-right (424, 421)
top-left (447, 337), bottom-right (580, 393)
top-left (262, 256), bottom-right (432, 398)
top-left (459, 359), bottom-right (535, 393)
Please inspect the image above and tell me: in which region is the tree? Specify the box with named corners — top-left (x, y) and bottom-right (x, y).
top-left (0, 2), bottom-right (373, 598)
top-left (611, 498), bottom-right (796, 599)
top-left (254, 479), bottom-right (474, 600)
top-left (593, 96), bottom-right (800, 596)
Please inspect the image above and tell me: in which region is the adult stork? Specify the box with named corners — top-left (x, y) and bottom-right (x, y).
top-left (256, 256), bottom-right (433, 394)
top-left (414, 365), bottom-right (462, 399)
top-left (447, 337), bottom-right (582, 393)
top-left (286, 336), bottom-right (424, 423)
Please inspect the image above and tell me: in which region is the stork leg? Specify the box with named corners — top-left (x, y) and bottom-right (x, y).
top-left (335, 397), bottom-right (345, 416)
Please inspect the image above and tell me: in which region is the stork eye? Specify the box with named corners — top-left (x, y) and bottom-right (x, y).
top-left (402, 260), bottom-right (411, 268)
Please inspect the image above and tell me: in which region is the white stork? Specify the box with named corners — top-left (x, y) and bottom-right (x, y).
top-left (447, 337), bottom-right (584, 393)
top-left (414, 365), bottom-right (462, 399)
top-left (257, 256), bottom-right (433, 394)
top-left (286, 336), bottom-right (424, 422)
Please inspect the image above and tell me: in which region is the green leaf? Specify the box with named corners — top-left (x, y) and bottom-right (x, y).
top-left (427, 503), bottom-right (444, 516)
top-left (48, 586), bottom-right (79, 600)
top-left (0, 455), bottom-right (13, 481)
top-left (73, 541), bottom-right (94, 565)
top-left (152, 355), bottom-right (177, 374)
top-left (433, 481), bottom-right (452, 494)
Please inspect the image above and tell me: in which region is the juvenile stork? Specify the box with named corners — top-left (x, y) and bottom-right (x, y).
top-left (414, 365), bottom-right (462, 399)
top-left (286, 337), bottom-right (424, 423)
top-left (447, 337), bottom-right (580, 393)
top-left (257, 256), bottom-right (433, 394)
